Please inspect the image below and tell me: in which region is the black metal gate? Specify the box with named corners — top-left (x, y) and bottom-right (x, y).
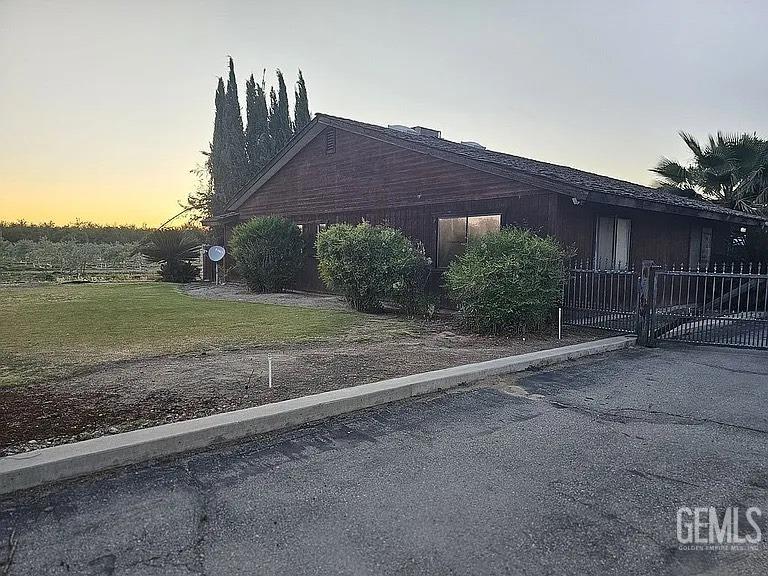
top-left (651, 264), bottom-right (768, 349)
top-left (562, 261), bottom-right (768, 349)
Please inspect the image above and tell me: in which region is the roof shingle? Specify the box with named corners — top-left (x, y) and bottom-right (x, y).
top-left (319, 114), bottom-right (764, 223)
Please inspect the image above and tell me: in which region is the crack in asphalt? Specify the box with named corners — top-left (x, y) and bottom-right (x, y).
top-left (688, 361), bottom-right (768, 377)
top-left (546, 400), bottom-right (768, 436)
top-left (625, 468), bottom-right (702, 488)
top-left (179, 465), bottom-right (211, 575)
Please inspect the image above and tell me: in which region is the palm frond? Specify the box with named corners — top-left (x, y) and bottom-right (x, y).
top-left (679, 131), bottom-right (703, 159)
top-left (658, 131), bottom-right (768, 213)
top-left (651, 157), bottom-right (691, 186)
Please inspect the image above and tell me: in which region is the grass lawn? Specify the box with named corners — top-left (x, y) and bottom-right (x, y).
top-left (0, 282), bottom-right (358, 387)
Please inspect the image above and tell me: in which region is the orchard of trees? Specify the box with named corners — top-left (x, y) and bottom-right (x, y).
top-left (188, 59), bottom-right (312, 219)
top-left (0, 220), bottom-right (154, 244)
top-left (0, 237), bottom-right (143, 271)
top-left (0, 221), bottom-right (207, 282)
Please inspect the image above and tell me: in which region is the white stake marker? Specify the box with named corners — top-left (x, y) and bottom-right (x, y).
top-left (558, 307), bottom-right (562, 340)
top-left (268, 353), bottom-right (273, 388)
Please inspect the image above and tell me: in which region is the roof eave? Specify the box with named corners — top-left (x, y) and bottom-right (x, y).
top-left (584, 191), bottom-right (766, 226)
top-left (201, 212), bottom-right (239, 227)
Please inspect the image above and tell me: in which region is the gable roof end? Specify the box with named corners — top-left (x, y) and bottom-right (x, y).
top-left (225, 117), bottom-right (325, 212)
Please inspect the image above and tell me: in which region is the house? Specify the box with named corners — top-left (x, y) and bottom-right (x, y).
top-left (205, 113), bottom-right (766, 290)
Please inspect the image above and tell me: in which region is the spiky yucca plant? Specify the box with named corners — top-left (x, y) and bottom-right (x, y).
top-left (138, 229), bottom-right (200, 283)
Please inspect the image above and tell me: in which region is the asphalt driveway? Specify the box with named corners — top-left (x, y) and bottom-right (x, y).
top-left (2, 344), bottom-right (768, 575)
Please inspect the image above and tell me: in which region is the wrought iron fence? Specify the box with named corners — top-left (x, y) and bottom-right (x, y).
top-left (562, 262), bottom-right (640, 333)
top-left (652, 263), bottom-right (768, 349)
top-left (562, 261), bottom-right (768, 350)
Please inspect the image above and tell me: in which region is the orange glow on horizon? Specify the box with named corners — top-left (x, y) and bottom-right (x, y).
top-left (1, 181), bottom-right (192, 227)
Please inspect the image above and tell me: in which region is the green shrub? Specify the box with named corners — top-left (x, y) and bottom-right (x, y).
top-left (444, 227), bottom-right (568, 333)
top-left (316, 222), bottom-right (433, 314)
top-left (159, 260), bottom-right (199, 283)
top-left (391, 248), bottom-right (435, 317)
top-left (229, 217), bottom-right (304, 292)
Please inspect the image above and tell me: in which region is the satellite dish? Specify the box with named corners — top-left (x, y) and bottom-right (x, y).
top-left (208, 245), bottom-right (226, 262)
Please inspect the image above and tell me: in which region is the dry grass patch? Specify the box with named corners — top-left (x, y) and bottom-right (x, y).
top-left (0, 282), bottom-right (358, 387)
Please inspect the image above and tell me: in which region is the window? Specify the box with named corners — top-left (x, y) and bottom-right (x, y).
top-left (437, 214), bottom-right (501, 268)
top-left (689, 225), bottom-right (712, 269)
top-left (317, 223), bottom-right (327, 234)
top-left (594, 216), bottom-right (631, 270)
top-left (296, 224), bottom-right (304, 234)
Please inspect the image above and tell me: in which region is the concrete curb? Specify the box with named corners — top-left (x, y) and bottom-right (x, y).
top-left (0, 335), bottom-right (635, 495)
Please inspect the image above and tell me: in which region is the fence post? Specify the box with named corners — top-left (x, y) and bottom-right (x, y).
top-left (637, 260), bottom-right (658, 347)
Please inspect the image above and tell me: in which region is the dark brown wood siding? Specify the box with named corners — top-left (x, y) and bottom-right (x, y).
top-left (233, 127), bottom-right (738, 289)
top-left (237, 128), bottom-right (557, 289)
top-left (556, 195), bottom-right (733, 267)
top-left (238, 128), bottom-right (551, 219)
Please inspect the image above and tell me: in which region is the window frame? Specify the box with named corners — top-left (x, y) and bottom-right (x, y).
top-left (593, 215), bottom-right (632, 270)
top-left (435, 213), bottom-right (502, 269)
top-left (689, 224), bottom-right (713, 269)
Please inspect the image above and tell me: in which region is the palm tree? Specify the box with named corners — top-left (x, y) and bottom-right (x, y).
top-left (651, 131), bottom-right (768, 214)
top-left (136, 229), bottom-right (201, 282)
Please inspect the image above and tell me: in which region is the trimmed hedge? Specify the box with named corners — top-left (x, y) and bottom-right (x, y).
top-left (316, 222), bottom-right (433, 314)
top-left (229, 216), bottom-right (303, 292)
top-left (444, 227), bottom-right (568, 333)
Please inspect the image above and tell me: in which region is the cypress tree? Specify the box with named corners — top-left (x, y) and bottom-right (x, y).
top-left (245, 72), bottom-right (270, 176)
top-left (207, 62), bottom-right (313, 215)
top-left (210, 77), bottom-right (228, 215)
top-left (268, 85), bottom-right (279, 154)
top-left (224, 57), bottom-right (249, 202)
top-left (293, 69), bottom-right (311, 132)
top-left (269, 70), bottom-right (292, 151)
top-left (277, 70), bottom-right (292, 136)
top-left (254, 78), bottom-right (271, 164)
top-left (245, 75), bottom-right (258, 171)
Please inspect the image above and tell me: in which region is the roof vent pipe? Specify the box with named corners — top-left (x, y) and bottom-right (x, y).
top-left (388, 125), bottom-right (418, 135)
top-left (411, 126), bottom-right (441, 138)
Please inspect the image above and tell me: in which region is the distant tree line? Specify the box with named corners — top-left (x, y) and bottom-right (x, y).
top-left (0, 220), bottom-right (205, 245)
top-left (0, 220), bottom-right (155, 244)
top-left (188, 59), bottom-right (312, 219)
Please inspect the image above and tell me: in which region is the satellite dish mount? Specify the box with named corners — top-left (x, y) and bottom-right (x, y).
top-left (208, 245), bottom-right (226, 285)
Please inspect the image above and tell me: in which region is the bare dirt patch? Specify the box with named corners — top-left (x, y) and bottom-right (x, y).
top-left (1, 284), bottom-right (607, 454)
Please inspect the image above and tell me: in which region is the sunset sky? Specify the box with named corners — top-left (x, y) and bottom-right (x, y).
top-left (1, 0), bottom-right (767, 226)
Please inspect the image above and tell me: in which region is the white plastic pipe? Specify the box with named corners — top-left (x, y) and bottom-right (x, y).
top-left (268, 353), bottom-right (273, 388)
top-left (558, 307), bottom-right (562, 340)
